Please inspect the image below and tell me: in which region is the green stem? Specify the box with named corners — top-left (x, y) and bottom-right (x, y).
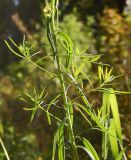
top-left (55, 54), bottom-right (79, 160)
top-left (102, 120), bottom-right (108, 160)
top-left (44, 2), bottom-right (79, 156)
top-left (47, 13), bottom-right (79, 159)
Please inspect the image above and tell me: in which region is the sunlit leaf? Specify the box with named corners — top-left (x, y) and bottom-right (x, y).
top-left (52, 132), bottom-right (57, 160)
top-left (116, 148), bottom-right (126, 160)
top-left (109, 119), bottom-right (119, 158)
top-left (82, 137), bottom-right (100, 160)
top-left (57, 121), bottom-right (65, 160)
top-left (46, 94), bottom-right (61, 125)
top-left (57, 31), bottom-right (73, 68)
top-left (109, 89), bottom-right (122, 142)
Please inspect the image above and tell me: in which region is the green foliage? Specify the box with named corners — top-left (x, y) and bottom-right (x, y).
top-left (80, 137), bottom-right (100, 160)
top-left (22, 87), bottom-right (47, 124)
top-left (109, 119), bottom-right (119, 159)
top-left (3, 1), bottom-right (130, 160)
top-left (101, 88), bottom-right (128, 159)
top-left (59, 13), bottom-right (95, 51)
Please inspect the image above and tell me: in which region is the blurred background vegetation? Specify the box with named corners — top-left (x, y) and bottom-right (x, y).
top-left (0, 0), bottom-right (131, 159)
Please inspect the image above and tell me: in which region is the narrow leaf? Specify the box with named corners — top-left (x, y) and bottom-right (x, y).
top-left (52, 132), bottom-right (57, 160)
top-left (77, 145), bottom-right (99, 160)
top-left (82, 137), bottom-right (100, 160)
top-left (46, 94), bottom-right (61, 125)
top-left (109, 89), bottom-right (122, 142)
top-left (57, 121), bottom-right (65, 160)
top-left (4, 40), bottom-right (23, 58)
top-left (116, 148), bottom-right (126, 160)
top-left (109, 119), bottom-right (119, 158)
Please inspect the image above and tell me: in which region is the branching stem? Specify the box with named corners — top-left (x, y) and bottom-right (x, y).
top-left (46, 8), bottom-right (79, 159)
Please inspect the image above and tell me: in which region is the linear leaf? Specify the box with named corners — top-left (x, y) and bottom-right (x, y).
top-left (116, 148), bottom-right (126, 160)
top-left (89, 55), bottom-right (101, 62)
top-left (57, 31), bottom-right (73, 67)
top-left (75, 106), bottom-right (92, 126)
top-left (52, 132), bottom-right (57, 160)
top-left (98, 66), bottom-right (104, 82)
top-left (76, 103), bottom-right (107, 133)
top-left (109, 89), bottom-right (122, 142)
top-left (46, 94), bottom-right (61, 125)
top-left (77, 145), bottom-right (99, 160)
top-left (9, 37), bottom-right (19, 49)
top-left (57, 121), bottom-right (65, 160)
top-left (82, 137), bottom-right (100, 160)
top-left (4, 40), bottom-right (24, 58)
top-left (109, 119), bottom-right (119, 158)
